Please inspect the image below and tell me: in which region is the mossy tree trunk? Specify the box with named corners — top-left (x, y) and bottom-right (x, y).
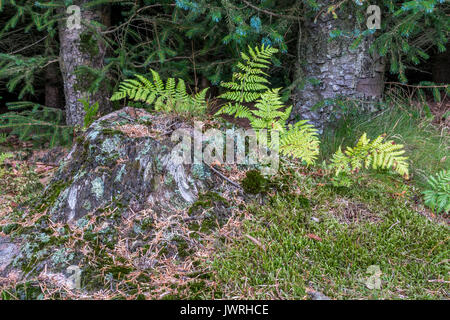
top-left (58, 2), bottom-right (111, 126)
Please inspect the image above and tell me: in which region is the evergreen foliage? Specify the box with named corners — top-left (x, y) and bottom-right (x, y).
top-left (0, 101), bottom-right (73, 147)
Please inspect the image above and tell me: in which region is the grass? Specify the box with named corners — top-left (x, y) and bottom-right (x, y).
top-left (320, 97), bottom-right (449, 190)
top-left (209, 169), bottom-right (449, 299)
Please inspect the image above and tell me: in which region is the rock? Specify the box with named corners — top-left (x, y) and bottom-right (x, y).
top-left (1, 108), bottom-right (241, 297)
top-left (44, 107), bottom-right (229, 223)
top-left (0, 236), bottom-right (20, 277)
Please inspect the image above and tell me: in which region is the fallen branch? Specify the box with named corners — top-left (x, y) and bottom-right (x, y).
top-left (207, 164), bottom-right (242, 190)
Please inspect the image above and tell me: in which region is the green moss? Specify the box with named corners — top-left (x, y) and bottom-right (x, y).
top-left (1, 281), bottom-right (44, 300)
top-left (241, 170), bottom-right (268, 194)
top-left (172, 236), bottom-right (193, 258)
top-left (188, 191), bottom-right (228, 216)
top-left (41, 178), bottom-right (73, 210)
top-left (101, 128), bottom-right (124, 136)
top-left (1, 223), bottom-right (19, 234)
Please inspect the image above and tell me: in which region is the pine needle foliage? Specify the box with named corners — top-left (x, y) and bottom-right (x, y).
top-left (329, 133), bottom-right (410, 179)
top-left (0, 101), bottom-right (73, 147)
top-left (423, 170), bottom-right (450, 214)
top-left (111, 69), bottom-right (208, 117)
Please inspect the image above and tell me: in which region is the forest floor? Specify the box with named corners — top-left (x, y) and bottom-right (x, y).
top-left (0, 101), bottom-right (448, 300)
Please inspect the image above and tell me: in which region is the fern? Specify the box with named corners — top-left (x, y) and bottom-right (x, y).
top-left (79, 98), bottom-right (99, 129)
top-left (423, 170), bottom-right (450, 214)
top-left (216, 45), bottom-right (320, 165)
top-left (217, 44), bottom-right (278, 104)
top-left (329, 133), bottom-right (410, 179)
top-left (111, 69), bottom-right (208, 117)
top-left (278, 121), bottom-right (320, 165)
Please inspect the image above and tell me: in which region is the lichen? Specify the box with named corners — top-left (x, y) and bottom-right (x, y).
top-left (115, 165), bottom-right (126, 182)
top-left (191, 163), bottom-right (210, 180)
top-left (101, 137), bottom-right (120, 154)
top-left (91, 177), bottom-right (104, 200)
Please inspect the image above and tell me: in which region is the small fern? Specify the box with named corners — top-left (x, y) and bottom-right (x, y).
top-left (216, 45), bottom-right (320, 165)
top-left (218, 44), bottom-right (278, 103)
top-left (111, 69), bottom-right (208, 117)
top-left (329, 133), bottom-right (410, 179)
top-left (423, 170), bottom-right (450, 214)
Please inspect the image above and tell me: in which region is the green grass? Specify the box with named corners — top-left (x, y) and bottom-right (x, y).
top-left (320, 102), bottom-right (449, 190)
top-left (209, 170), bottom-right (449, 299)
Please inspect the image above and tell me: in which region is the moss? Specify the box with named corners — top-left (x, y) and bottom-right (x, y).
top-left (1, 223), bottom-right (19, 235)
top-left (75, 135), bottom-right (85, 145)
top-left (2, 281), bottom-right (44, 300)
top-left (101, 128), bottom-right (124, 136)
top-left (172, 236), bottom-right (193, 258)
top-left (241, 170), bottom-right (268, 194)
top-left (188, 191), bottom-right (228, 216)
top-left (41, 178), bottom-right (73, 210)
top-left (105, 265), bottom-right (132, 280)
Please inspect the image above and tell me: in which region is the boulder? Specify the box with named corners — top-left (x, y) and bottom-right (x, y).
top-left (44, 107), bottom-right (229, 223)
top-left (0, 108), bottom-right (240, 297)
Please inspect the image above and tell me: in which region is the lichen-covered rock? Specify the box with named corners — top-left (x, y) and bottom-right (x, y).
top-left (44, 107), bottom-right (225, 223)
top-left (0, 236), bottom-right (20, 276)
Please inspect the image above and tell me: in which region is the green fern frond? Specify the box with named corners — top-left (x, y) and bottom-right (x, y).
top-left (217, 44), bottom-right (278, 104)
top-left (278, 121), bottom-right (320, 165)
top-left (423, 170), bottom-right (450, 214)
top-left (330, 133), bottom-right (410, 179)
top-left (111, 69), bottom-right (208, 117)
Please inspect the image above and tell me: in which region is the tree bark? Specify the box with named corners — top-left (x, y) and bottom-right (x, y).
top-left (58, 2), bottom-right (111, 126)
top-left (45, 62), bottom-right (64, 109)
top-left (292, 4), bottom-right (385, 132)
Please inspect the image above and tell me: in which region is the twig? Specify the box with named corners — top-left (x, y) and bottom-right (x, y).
top-left (241, 0), bottom-right (304, 21)
top-left (207, 164), bottom-right (242, 189)
top-left (385, 82), bottom-right (449, 89)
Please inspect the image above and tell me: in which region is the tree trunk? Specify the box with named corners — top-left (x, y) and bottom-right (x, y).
top-left (44, 62), bottom-right (64, 109)
top-left (58, 2), bottom-right (111, 126)
top-left (292, 4), bottom-right (385, 132)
